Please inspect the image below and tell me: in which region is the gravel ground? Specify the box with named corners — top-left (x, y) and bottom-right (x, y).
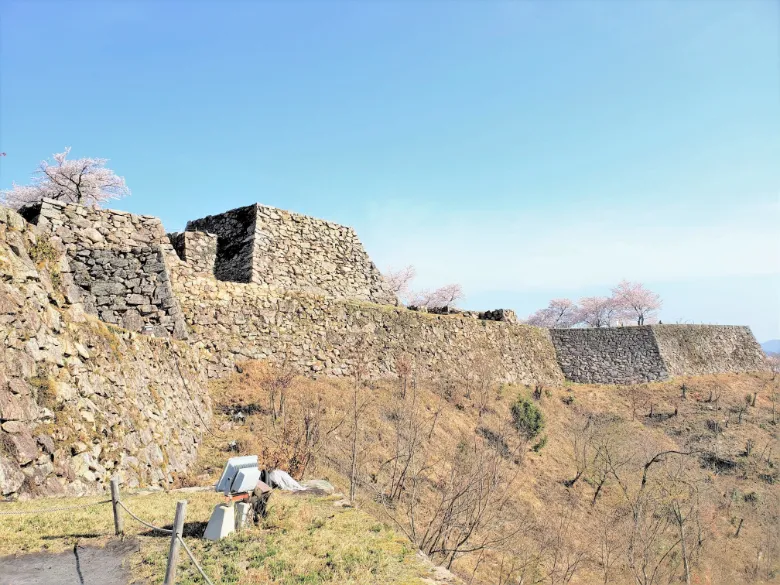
top-left (0, 538), bottom-right (139, 585)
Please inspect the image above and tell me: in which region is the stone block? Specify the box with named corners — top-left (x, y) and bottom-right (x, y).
top-left (126, 294), bottom-right (147, 305)
top-left (0, 458), bottom-right (25, 496)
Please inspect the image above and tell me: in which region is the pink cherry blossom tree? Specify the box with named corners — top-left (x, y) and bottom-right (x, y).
top-left (576, 296), bottom-right (619, 328)
top-left (384, 265), bottom-right (417, 299)
top-left (611, 280), bottom-right (662, 326)
top-left (0, 147), bottom-right (130, 209)
top-left (410, 283), bottom-right (464, 312)
top-left (526, 298), bottom-right (579, 328)
top-left (428, 283), bottom-right (464, 309)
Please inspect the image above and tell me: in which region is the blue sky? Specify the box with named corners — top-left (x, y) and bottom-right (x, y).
top-left (1, 0), bottom-right (778, 341)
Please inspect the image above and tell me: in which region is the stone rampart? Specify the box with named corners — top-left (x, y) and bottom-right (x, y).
top-left (186, 204), bottom-right (398, 305)
top-left (0, 207), bottom-right (211, 498)
top-left (13, 200), bottom-right (769, 390)
top-left (652, 325), bottom-right (767, 377)
top-left (20, 199), bottom-right (187, 338)
top-left (168, 262), bottom-right (564, 385)
top-left (551, 325), bottom-right (767, 384)
top-left (168, 231), bottom-right (218, 276)
top-left (550, 327), bottom-right (668, 384)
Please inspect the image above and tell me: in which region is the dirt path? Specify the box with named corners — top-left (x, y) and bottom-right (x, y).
top-left (0, 539), bottom-right (139, 585)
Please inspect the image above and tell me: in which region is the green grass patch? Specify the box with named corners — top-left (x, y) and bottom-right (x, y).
top-left (0, 490), bottom-right (434, 585)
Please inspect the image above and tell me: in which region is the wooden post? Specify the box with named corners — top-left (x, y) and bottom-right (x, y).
top-left (735, 518), bottom-right (744, 538)
top-left (163, 500), bottom-right (187, 585)
top-left (110, 477), bottom-right (123, 536)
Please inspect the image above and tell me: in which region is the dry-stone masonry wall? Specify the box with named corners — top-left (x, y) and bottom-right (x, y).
top-left (653, 325), bottom-right (767, 377)
top-left (550, 327), bottom-right (668, 384)
top-left (168, 261), bottom-right (564, 385)
top-left (184, 205), bottom-right (256, 282)
top-left (0, 207), bottom-right (211, 499)
top-left (14, 200), bottom-right (769, 393)
top-left (20, 199), bottom-right (187, 338)
top-left (551, 325), bottom-right (767, 384)
top-left (186, 204), bottom-right (398, 305)
top-left (168, 231), bottom-right (218, 276)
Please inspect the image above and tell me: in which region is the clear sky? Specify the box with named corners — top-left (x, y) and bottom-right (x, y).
top-left (1, 0), bottom-right (778, 341)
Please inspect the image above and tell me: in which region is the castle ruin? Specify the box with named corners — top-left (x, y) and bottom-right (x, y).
top-left (19, 198), bottom-right (769, 385)
top-left (0, 199), bottom-right (769, 498)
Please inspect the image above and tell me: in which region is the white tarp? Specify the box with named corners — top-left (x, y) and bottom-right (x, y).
top-left (264, 469), bottom-right (305, 491)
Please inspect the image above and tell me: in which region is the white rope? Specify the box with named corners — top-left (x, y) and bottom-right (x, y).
top-left (117, 500), bottom-right (173, 534)
top-left (178, 536), bottom-right (217, 585)
top-left (0, 499), bottom-right (111, 516)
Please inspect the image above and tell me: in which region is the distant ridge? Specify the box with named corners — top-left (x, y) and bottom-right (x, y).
top-left (762, 339), bottom-right (780, 354)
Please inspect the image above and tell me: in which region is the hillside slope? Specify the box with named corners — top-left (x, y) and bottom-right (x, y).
top-left (191, 362), bottom-right (780, 585)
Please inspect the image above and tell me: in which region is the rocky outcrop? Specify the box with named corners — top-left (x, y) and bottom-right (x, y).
top-left (0, 207), bottom-right (210, 499)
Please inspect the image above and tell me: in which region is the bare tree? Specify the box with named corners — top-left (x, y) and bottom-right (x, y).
top-left (379, 429), bottom-right (526, 571)
top-left (593, 507), bottom-right (626, 585)
top-left (564, 415), bottom-right (596, 488)
top-left (259, 351), bottom-right (297, 427)
top-left (767, 354), bottom-right (780, 424)
top-left (380, 376), bottom-right (438, 504)
top-left (609, 448), bottom-right (704, 585)
top-left (538, 511), bottom-right (588, 585)
top-left (473, 348), bottom-right (500, 416)
top-left (1, 147), bottom-right (130, 208)
top-left (416, 438), bottom-right (524, 569)
top-left (394, 351), bottom-right (414, 399)
top-left (564, 414), bottom-right (633, 506)
top-left (348, 335), bottom-right (371, 503)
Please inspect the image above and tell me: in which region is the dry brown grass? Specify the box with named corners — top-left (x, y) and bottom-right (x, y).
top-left (193, 363), bottom-right (779, 585)
top-left (0, 488), bottom-right (437, 585)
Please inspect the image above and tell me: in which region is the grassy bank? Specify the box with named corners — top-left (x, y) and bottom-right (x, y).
top-left (0, 489), bottom-right (440, 584)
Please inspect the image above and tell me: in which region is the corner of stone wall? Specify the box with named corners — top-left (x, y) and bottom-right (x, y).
top-left (167, 231), bottom-right (217, 276)
top-left (21, 200), bottom-right (189, 340)
top-left (651, 324), bottom-right (769, 377)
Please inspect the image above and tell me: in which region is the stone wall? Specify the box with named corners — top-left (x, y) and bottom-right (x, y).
top-left (653, 325), bottom-right (767, 377)
top-left (168, 262), bottom-right (564, 386)
top-left (14, 200), bottom-right (769, 393)
top-left (168, 231), bottom-right (218, 276)
top-left (550, 327), bottom-right (668, 384)
top-left (20, 199), bottom-right (187, 338)
top-left (0, 207), bottom-right (211, 499)
top-left (184, 205), bottom-right (255, 283)
top-left (551, 325), bottom-right (767, 384)
top-left (186, 204), bottom-right (398, 305)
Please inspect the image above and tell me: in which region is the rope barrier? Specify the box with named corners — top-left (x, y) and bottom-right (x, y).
top-left (1, 490), bottom-right (218, 584)
top-left (0, 499), bottom-right (112, 516)
top-left (116, 500), bottom-right (173, 534)
top-left (178, 536), bottom-right (217, 585)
